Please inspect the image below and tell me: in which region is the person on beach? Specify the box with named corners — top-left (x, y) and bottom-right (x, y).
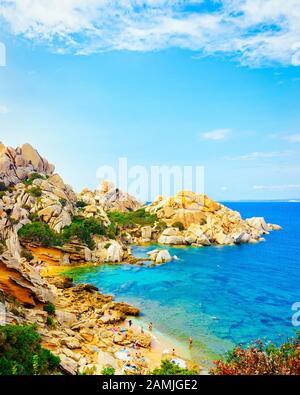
top-left (141, 326), bottom-right (144, 334)
top-left (148, 322), bottom-right (153, 331)
top-left (128, 319), bottom-right (132, 327)
top-left (172, 348), bottom-right (175, 356)
top-left (189, 337), bottom-right (193, 347)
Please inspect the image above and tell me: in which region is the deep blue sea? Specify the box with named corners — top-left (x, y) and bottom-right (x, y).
top-left (65, 203), bottom-right (300, 367)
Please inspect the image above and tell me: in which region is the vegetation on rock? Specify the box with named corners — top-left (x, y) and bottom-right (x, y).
top-left (23, 173), bottom-right (46, 186)
top-left (43, 303), bottom-right (56, 316)
top-left (18, 222), bottom-right (62, 247)
top-left (75, 200), bottom-right (87, 208)
top-left (172, 221), bottom-right (185, 231)
top-left (151, 360), bottom-right (198, 375)
top-left (20, 249), bottom-right (34, 262)
top-left (0, 324), bottom-right (60, 375)
top-left (210, 334), bottom-right (300, 375)
top-left (28, 186), bottom-right (43, 198)
top-left (61, 216), bottom-right (107, 250)
top-left (108, 208), bottom-right (157, 228)
top-left (101, 366), bottom-right (115, 375)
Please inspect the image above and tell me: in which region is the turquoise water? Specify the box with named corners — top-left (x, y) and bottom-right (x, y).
top-left (65, 202), bottom-right (300, 367)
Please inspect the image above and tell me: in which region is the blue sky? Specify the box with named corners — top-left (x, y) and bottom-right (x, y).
top-left (0, 1), bottom-right (300, 200)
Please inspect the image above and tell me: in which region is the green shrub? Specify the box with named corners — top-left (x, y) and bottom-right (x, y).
top-left (101, 366), bottom-right (115, 375)
top-left (28, 186), bottom-right (42, 198)
top-left (43, 303), bottom-right (55, 316)
top-left (75, 200), bottom-right (87, 208)
top-left (46, 316), bottom-right (55, 328)
top-left (61, 216), bottom-right (107, 250)
top-left (24, 173), bottom-right (45, 186)
top-left (108, 208), bottom-right (157, 228)
top-left (20, 249), bottom-right (34, 262)
top-left (18, 222), bottom-right (62, 247)
top-left (59, 198), bottom-right (67, 207)
top-left (155, 221), bottom-right (168, 231)
top-left (28, 212), bottom-right (41, 222)
top-left (151, 360), bottom-right (198, 375)
top-left (0, 324), bottom-right (60, 375)
top-left (79, 366), bottom-right (97, 375)
top-left (172, 221), bottom-right (185, 231)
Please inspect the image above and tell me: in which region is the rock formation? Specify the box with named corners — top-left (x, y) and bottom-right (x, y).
top-left (78, 181), bottom-right (142, 213)
top-left (145, 191), bottom-right (281, 246)
top-left (0, 142), bottom-right (55, 186)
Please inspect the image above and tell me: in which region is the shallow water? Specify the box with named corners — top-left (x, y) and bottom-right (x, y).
top-left (65, 202), bottom-right (300, 367)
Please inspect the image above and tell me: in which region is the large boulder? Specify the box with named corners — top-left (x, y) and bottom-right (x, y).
top-left (0, 142), bottom-right (55, 186)
top-left (184, 224), bottom-right (211, 246)
top-left (148, 249), bottom-right (173, 264)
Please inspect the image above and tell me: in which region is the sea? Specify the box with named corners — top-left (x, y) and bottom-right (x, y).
top-left (63, 202), bottom-right (300, 367)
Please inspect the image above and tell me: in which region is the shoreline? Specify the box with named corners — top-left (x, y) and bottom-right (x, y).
top-left (41, 261), bottom-right (202, 374)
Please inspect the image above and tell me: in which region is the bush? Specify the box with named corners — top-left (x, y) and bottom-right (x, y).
top-left (61, 216), bottom-right (107, 250)
top-left (24, 173), bottom-right (45, 186)
top-left (108, 208), bottom-right (157, 228)
top-left (76, 200), bottom-right (87, 208)
top-left (59, 198), bottom-right (67, 207)
top-left (28, 212), bottom-right (41, 222)
top-left (155, 221), bottom-right (168, 231)
top-left (18, 222), bottom-right (62, 247)
top-left (101, 366), bottom-right (115, 375)
top-left (151, 360), bottom-right (198, 375)
top-left (46, 316), bottom-right (55, 328)
top-left (28, 186), bottom-right (42, 198)
top-left (0, 324), bottom-right (60, 375)
top-left (210, 334), bottom-right (300, 375)
top-left (20, 249), bottom-right (34, 262)
top-left (43, 303), bottom-right (55, 316)
top-left (80, 366), bottom-right (97, 375)
top-left (172, 221), bottom-right (185, 231)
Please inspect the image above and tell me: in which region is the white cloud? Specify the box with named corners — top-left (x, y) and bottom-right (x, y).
top-left (220, 186), bottom-right (228, 191)
top-left (201, 128), bottom-right (230, 141)
top-left (0, 0), bottom-right (299, 66)
top-left (253, 184), bottom-right (300, 190)
top-left (0, 105), bottom-right (8, 114)
top-left (225, 150), bottom-right (292, 160)
top-left (281, 134), bottom-right (300, 143)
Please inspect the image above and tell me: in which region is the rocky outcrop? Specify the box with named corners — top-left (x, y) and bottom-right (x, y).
top-left (0, 252), bottom-right (56, 306)
top-left (146, 191), bottom-right (281, 246)
top-left (23, 238), bottom-right (126, 266)
top-left (158, 227), bottom-right (186, 245)
top-left (0, 142), bottom-right (55, 186)
top-left (79, 181), bottom-right (142, 213)
top-left (148, 249), bottom-right (173, 264)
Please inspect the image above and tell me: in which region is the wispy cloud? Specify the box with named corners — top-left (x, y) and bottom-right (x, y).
top-left (0, 105), bottom-right (8, 114)
top-left (253, 184), bottom-right (300, 190)
top-left (201, 128), bottom-right (230, 141)
top-left (281, 134), bottom-right (300, 143)
top-left (0, 1), bottom-right (300, 67)
top-left (225, 150), bottom-right (292, 161)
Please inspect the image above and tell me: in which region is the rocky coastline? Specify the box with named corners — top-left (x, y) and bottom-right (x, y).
top-left (0, 142), bottom-right (282, 375)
